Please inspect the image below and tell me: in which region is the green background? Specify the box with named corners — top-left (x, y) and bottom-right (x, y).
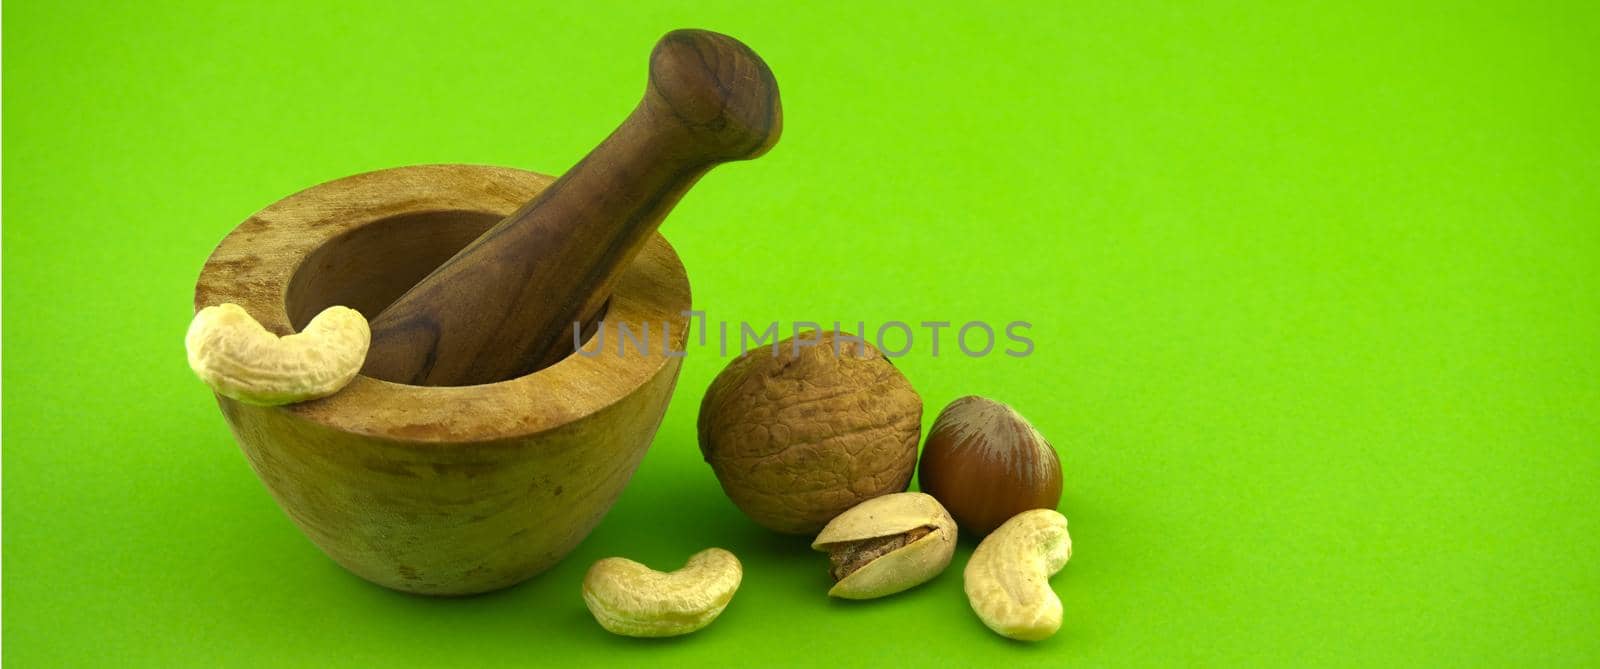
top-left (5, 1), bottom-right (1597, 666)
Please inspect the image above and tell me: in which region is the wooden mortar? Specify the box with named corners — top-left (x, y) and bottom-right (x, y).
top-left (194, 164), bottom-right (690, 595)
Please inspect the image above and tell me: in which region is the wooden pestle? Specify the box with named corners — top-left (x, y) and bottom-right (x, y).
top-left (361, 29), bottom-right (781, 386)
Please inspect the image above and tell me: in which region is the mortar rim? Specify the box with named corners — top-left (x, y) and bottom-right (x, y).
top-left (193, 163), bottom-right (693, 445)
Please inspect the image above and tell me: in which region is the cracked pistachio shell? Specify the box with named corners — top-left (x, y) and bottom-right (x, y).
top-left (811, 492), bottom-right (958, 599)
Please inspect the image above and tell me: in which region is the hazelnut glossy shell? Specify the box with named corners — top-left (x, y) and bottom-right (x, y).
top-left (917, 396), bottom-right (1062, 537)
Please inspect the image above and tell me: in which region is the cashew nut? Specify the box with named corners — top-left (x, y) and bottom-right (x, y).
top-left (811, 492), bottom-right (957, 599)
top-left (963, 508), bottom-right (1072, 641)
top-left (185, 303), bottom-right (370, 406)
top-left (582, 548), bottom-right (742, 637)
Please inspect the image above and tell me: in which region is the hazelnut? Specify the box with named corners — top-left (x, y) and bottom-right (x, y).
top-left (698, 331), bottom-right (922, 535)
top-left (917, 396), bottom-right (1062, 537)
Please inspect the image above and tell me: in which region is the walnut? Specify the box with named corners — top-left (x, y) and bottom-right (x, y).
top-left (698, 331), bottom-right (922, 534)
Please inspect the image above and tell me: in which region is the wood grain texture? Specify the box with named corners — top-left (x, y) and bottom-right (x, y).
top-left (361, 29), bottom-right (779, 386)
top-left (194, 164), bottom-right (692, 595)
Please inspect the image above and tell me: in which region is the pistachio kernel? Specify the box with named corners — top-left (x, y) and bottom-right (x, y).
top-left (827, 526), bottom-right (933, 581)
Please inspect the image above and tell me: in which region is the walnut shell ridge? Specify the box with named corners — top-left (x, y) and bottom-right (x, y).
top-left (698, 331), bottom-right (922, 535)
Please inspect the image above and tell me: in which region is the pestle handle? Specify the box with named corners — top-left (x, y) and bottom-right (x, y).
top-left (361, 29), bottom-right (781, 386)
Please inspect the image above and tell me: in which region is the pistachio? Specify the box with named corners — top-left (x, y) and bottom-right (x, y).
top-left (810, 492), bottom-right (957, 599)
